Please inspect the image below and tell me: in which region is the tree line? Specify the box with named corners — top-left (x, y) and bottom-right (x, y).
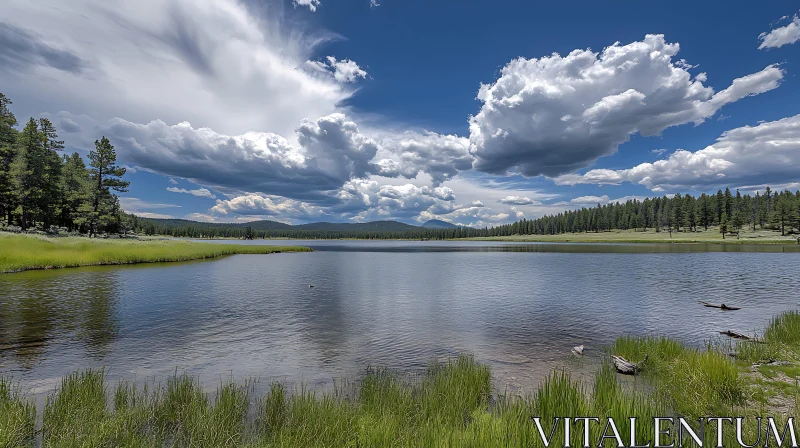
top-left (490, 188), bottom-right (800, 239)
top-left (0, 93), bottom-right (129, 236)
top-left (128, 187), bottom-right (800, 240)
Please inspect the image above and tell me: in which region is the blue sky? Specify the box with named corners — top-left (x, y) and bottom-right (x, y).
top-left (2, 0), bottom-right (800, 225)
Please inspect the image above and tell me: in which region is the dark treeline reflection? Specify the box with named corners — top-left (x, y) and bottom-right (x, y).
top-left (0, 269), bottom-right (120, 368)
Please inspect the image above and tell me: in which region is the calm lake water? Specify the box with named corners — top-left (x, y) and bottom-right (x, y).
top-left (2, 240), bottom-right (799, 398)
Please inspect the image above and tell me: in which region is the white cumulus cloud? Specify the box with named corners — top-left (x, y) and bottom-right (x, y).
top-left (293, 0), bottom-right (321, 12)
top-left (468, 34), bottom-right (784, 178)
top-left (307, 56), bottom-right (369, 83)
top-left (759, 13), bottom-right (800, 49)
top-left (555, 114), bottom-right (800, 192)
top-left (375, 132), bottom-right (473, 184)
top-left (166, 187), bottom-right (217, 198)
top-left (106, 113), bottom-right (379, 200)
top-left (211, 194), bottom-right (325, 220)
top-left (498, 196), bottom-right (539, 206)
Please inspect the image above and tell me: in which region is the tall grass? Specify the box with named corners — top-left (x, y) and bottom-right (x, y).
top-left (735, 311), bottom-right (800, 364)
top-left (0, 233), bottom-right (310, 273)
top-left (611, 335), bottom-right (744, 417)
top-left (5, 313), bottom-right (799, 447)
top-left (0, 377), bottom-right (36, 447)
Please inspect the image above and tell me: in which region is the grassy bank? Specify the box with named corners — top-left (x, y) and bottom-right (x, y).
top-left (0, 233), bottom-right (311, 274)
top-left (467, 227), bottom-right (800, 244)
top-left (3, 312), bottom-right (798, 447)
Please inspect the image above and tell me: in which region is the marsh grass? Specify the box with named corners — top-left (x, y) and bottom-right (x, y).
top-left (0, 377), bottom-right (36, 447)
top-left (733, 311), bottom-right (800, 365)
top-left (6, 315), bottom-right (800, 447)
top-left (612, 336), bottom-right (744, 417)
top-left (0, 233), bottom-right (310, 273)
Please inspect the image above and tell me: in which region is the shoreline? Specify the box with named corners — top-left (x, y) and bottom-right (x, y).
top-left (0, 233), bottom-right (311, 274)
top-left (3, 311), bottom-right (798, 447)
top-left (143, 228), bottom-right (800, 245)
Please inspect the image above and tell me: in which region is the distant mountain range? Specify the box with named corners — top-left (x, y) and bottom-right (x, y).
top-left (140, 217), bottom-right (456, 232)
top-left (420, 219), bottom-right (458, 229)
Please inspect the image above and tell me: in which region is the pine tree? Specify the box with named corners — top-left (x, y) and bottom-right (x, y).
top-left (720, 211), bottom-right (729, 239)
top-left (81, 137), bottom-right (130, 236)
top-left (752, 192), bottom-right (760, 231)
top-left (771, 194), bottom-right (796, 237)
top-left (724, 187), bottom-right (733, 218)
top-left (60, 152), bottom-right (91, 231)
top-left (37, 118), bottom-right (64, 229)
top-left (0, 93), bottom-right (19, 225)
top-left (0, 93), bottom-right (16, 147)
top-left (10, 119), bottom-right (47, 229)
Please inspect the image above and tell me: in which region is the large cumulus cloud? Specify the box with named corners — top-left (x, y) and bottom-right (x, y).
top-left (106, 113), bottom-right (378, 200)
top-left (555, 114), bottom-right (800, 192)
top-left (375, 132), bottom-right (473, 185)
top-left (468, 34), bottom-right (784, 177)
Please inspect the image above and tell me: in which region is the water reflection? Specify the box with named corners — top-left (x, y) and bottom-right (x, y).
top-left (202, 238), bottom-right (800, 253)
top-left (1, 241), bottom-right (799, 398)
top-left (0, 269), bottom-right (120, 368)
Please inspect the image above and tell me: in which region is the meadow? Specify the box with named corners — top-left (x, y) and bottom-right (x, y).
top-left (2, 312), bottom-right (798, 447)
top-left (0, 233), bottom-right (311, 274)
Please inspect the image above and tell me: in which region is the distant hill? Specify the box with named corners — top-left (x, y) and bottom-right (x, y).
top-left (421, 219), bottom-right (458, 229)
top-left (293, 220), bottom-right (418, 232)
top-left (145, 218), bottom-right (292, 230)
top-left (138, 217), bottom-right (420, 233)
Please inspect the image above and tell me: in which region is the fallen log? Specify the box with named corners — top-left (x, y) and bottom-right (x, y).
top-left (719, 330), bottom-right (751, 340)
top-left (698, 301), bottom-right (741, 310)
top-left (611, 354), bottom-right (647, 375)
top-left (719, 330), bottom-right (765, 343)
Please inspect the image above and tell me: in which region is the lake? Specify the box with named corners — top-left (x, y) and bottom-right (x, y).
top-left (2, 240), bottom-right (799, 399)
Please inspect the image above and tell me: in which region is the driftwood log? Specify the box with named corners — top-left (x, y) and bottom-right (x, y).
top-left (719, 330), bottom-right (751, 340)
top-left (698, 301), bottom-right (741, 310)
top-left (719, 330), bottom-right (766, 343)
top-left (611, 354), bottom-right (647, 375)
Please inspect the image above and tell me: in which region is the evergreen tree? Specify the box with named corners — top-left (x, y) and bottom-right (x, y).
top-left (81, 137), bottom-right (130, 236)
top-left (60, 152), bottom-right (91, 231)
top-left (719, 211), bottom-right (729, 239)
top-left (10, 119), bottom-right (47, 229)
top-left (37, 118), bottom-right (64, 228)
top-left (771, 194), bottom-right (796, 236)
top-left (0, 93), bottom-right (19, 225)
top-left (752, 192), bottom-right (760, 231)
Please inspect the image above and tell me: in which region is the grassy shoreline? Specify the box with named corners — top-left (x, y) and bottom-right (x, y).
top-left (2, 312), bottom-right (798, 447)
top-left (465, 228), bottom-right (800, 244)
top-left (139, 227), bottom-right (800, 244)
top-left (0, 233), bottom-right (311, 274)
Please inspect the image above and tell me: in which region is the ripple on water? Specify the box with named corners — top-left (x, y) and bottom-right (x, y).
top-left (1, 243), bottom-right (798, 398)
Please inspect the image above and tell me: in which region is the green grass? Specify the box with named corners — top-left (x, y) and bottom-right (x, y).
top-left (612, 336), bottom-right (745, 417)
top-left (466, 227), bottom-right (800, 244)
top-left (0, 233), bottom-right (311, 273)
top-left (0, 377), bottom-right (36, 447)
top-left (5, 314), bottom-right (800, 447)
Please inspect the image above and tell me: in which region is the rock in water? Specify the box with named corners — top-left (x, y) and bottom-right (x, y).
top-left (571, 345), bottom-right (584, 356)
